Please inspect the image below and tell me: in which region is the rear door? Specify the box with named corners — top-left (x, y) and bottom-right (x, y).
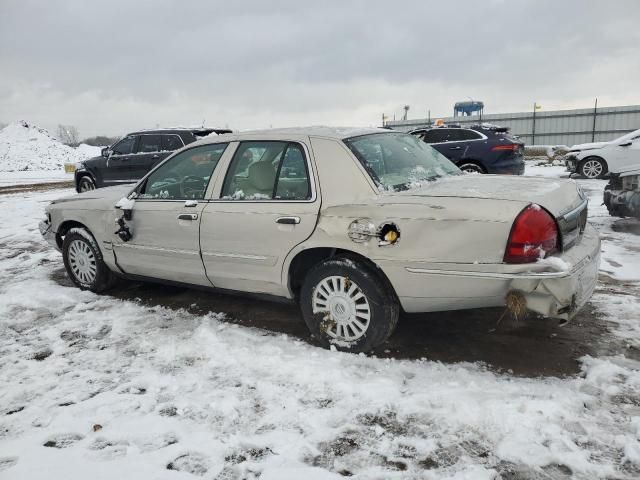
top-left (112, 142), bottom-right (230, 285)
top-left (422, 129), bottom-right (454, 159)
top-left (131, 134), bottom-right (163, 179)
top-left (161, 134), bottom-right (185, 160)
top-left (199, 140), bottom-right (320, 296)
top-left (104, 135), bottom-right (139, 184)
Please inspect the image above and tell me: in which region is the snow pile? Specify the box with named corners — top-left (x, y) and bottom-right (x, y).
top-left (75, 143), bottom-right (102, 159)
top-left (0, 121), bottom-right (94, 172)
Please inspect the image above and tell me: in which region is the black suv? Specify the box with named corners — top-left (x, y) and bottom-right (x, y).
top-left (409, 124), bottom-right (524, 175)
top-left (74, 127), bottom-right (232, 192)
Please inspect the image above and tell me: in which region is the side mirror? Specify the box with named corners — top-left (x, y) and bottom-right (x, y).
top-left (620, 142), bottom-right (632, 147)
top-left (101, 147), bottom-right (111, 158)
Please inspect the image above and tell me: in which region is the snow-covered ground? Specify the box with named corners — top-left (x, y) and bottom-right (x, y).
top-left (0, 169), bottom-right (639, 479)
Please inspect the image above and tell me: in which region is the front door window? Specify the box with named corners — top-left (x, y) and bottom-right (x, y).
top-left (138, 143), bottom-right (228, 200)
top-left (112, 136), bottom-right (136, 155)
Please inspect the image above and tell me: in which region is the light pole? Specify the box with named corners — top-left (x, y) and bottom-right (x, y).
top-left (532, 102), bottom-right (541, 145)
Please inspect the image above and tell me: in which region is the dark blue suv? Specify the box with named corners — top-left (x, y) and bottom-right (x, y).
top-left (409, 124), bottom-right (525, 175)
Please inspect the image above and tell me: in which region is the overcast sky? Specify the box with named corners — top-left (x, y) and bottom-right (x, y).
top-left (1, 0), bottom-right (639, 138)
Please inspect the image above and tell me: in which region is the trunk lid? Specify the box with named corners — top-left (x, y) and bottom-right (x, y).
top-left (389, 174), bottom-right (584, 217)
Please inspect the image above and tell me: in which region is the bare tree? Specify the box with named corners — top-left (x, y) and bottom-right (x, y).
top-left (80, 135), bottom-right (119, 147)
top-left (57, 124), bottom-right (80, 146)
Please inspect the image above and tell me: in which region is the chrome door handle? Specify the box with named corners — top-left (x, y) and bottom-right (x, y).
top-left (276, 216), bottom-right (300, 225)
top-left (449, 146), bottom-right (462, 150)
top-left (178, 213), bottom-right (198, 221)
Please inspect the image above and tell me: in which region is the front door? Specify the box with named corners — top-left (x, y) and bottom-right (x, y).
top-left (112, 142), bottom-right (231, 285)
top-left (200, 140), bottom-right (320, 296)
top-left (608, 135), bottom-right (640, 173)
top-left (104, 135), bottom-right (138, 185)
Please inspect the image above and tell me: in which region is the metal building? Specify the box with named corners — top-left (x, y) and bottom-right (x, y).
top-left (385, 104), bottom-right (640, 146)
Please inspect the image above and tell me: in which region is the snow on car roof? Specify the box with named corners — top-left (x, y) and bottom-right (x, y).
top-left (201, 126), bottom-right (388, 142)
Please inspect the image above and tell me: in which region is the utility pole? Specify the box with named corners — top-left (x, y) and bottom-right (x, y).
top-left (532, 102), bottom-right (541, 145)
top-left (591, 98), bottom-right (598, 142)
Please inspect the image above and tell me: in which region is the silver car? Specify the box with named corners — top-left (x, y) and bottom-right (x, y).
top-left (40, 127), bottom-right (600, 352)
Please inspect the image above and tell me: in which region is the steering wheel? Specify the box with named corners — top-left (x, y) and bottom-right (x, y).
top-left (179, 175), bottom-right (205, 198)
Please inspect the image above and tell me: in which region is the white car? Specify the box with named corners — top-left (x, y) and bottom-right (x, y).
top-left (565, 128), bottom-right (640, 178)
top-left (40, 127), bottom-right (600, 352)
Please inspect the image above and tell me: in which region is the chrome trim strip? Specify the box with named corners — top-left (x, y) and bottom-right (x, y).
top-left (559, 198), bottom-right (588, 222)
top-left (115, 243), bottom-right (199, 256)
top-left (202, 252), bottom-right (268, 261)
top-left (405, 267), bottom-right (569, 279)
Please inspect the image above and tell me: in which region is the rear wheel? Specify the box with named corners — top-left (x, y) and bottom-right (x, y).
top-left (78, 176), bottom-right (96, 192)
top-left (458, 162), bottom-right (486, 174)
top-left (300, 257), bottom-right (399, 352)
top-left (62, 230), bottom-right (116, 292)
top-left (578, 157), bottom-right (607, 179)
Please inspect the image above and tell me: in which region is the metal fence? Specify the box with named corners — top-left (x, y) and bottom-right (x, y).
top-left (385, 104), bottom-right (640, 146)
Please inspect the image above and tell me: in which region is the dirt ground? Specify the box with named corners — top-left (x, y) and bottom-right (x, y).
top-left (0, 180), bottom-right (74, 195)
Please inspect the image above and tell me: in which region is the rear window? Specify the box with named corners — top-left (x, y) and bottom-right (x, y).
top-left (344, 133), bottom-right (460, 192)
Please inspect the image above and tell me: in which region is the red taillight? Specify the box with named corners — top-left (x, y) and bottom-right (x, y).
top-left (491, 144), bottom-right (519, 151)
top-left (504, 204), bottom-right (559, 264)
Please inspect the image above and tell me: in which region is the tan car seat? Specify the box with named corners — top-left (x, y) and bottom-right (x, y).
top-left (245, 161), bottom-right (276, 198)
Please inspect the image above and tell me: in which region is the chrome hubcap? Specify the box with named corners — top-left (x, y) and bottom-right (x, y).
top-left (312, 276), bottom-right (371, 341)
top-left (80, 179), bottom-right (95, 192)
top-left (68, 239), bottom-right (97, 284)
top-left (582, 160), bottom-right (603, 178)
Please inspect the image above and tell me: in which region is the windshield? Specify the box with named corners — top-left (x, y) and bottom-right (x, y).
top-left (614, 128), bottom-right (640, 143)
top-left (344, 132), bottom-right (460, 191)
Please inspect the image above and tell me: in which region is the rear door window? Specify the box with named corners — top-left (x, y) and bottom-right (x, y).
top-left (221, 141), bottom-right (311, 200)
top-left (137, 135), bottom-right (162, 153)
top-left (162, 134), bottom-right (184, 151)
top-left (423, 129), bottom-right (449, 143)
top-left (457, 129), bottom-right (483, 140)
top-left (444, 129), bottom-right (466, 141)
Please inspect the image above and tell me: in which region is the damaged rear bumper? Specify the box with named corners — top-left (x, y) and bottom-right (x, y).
top-left (380, 224), bottom-right (601, 320)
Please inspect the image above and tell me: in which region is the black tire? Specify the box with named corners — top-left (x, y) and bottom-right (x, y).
top-left (458, 162), bottom-right (486, 174)
top-left (578, 157), bottom-right (607, 179)
top-left (62, 229), bottom-right (116, 292)
top-left (77, 176), bottom-right (96, 193)
top-left (300, 256), bottom-right (399, 353)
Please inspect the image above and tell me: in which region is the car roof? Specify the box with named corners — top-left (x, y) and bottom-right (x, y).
top-left (197, 126), bottom-right (389, 144)
top-left (409, 124), bottom-right (509, 134)
top-left (129, 127), bottom-right (232, 135)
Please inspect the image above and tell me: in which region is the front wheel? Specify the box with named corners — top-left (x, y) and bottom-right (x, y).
top-left (300, 257), bottom-right (399, 352)
top-left (62, 230), bottom-right (116, 292)
top-left (78, 176), bottom-right (96, 192)
top-left (578, 157), bottom-right (607, 179)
